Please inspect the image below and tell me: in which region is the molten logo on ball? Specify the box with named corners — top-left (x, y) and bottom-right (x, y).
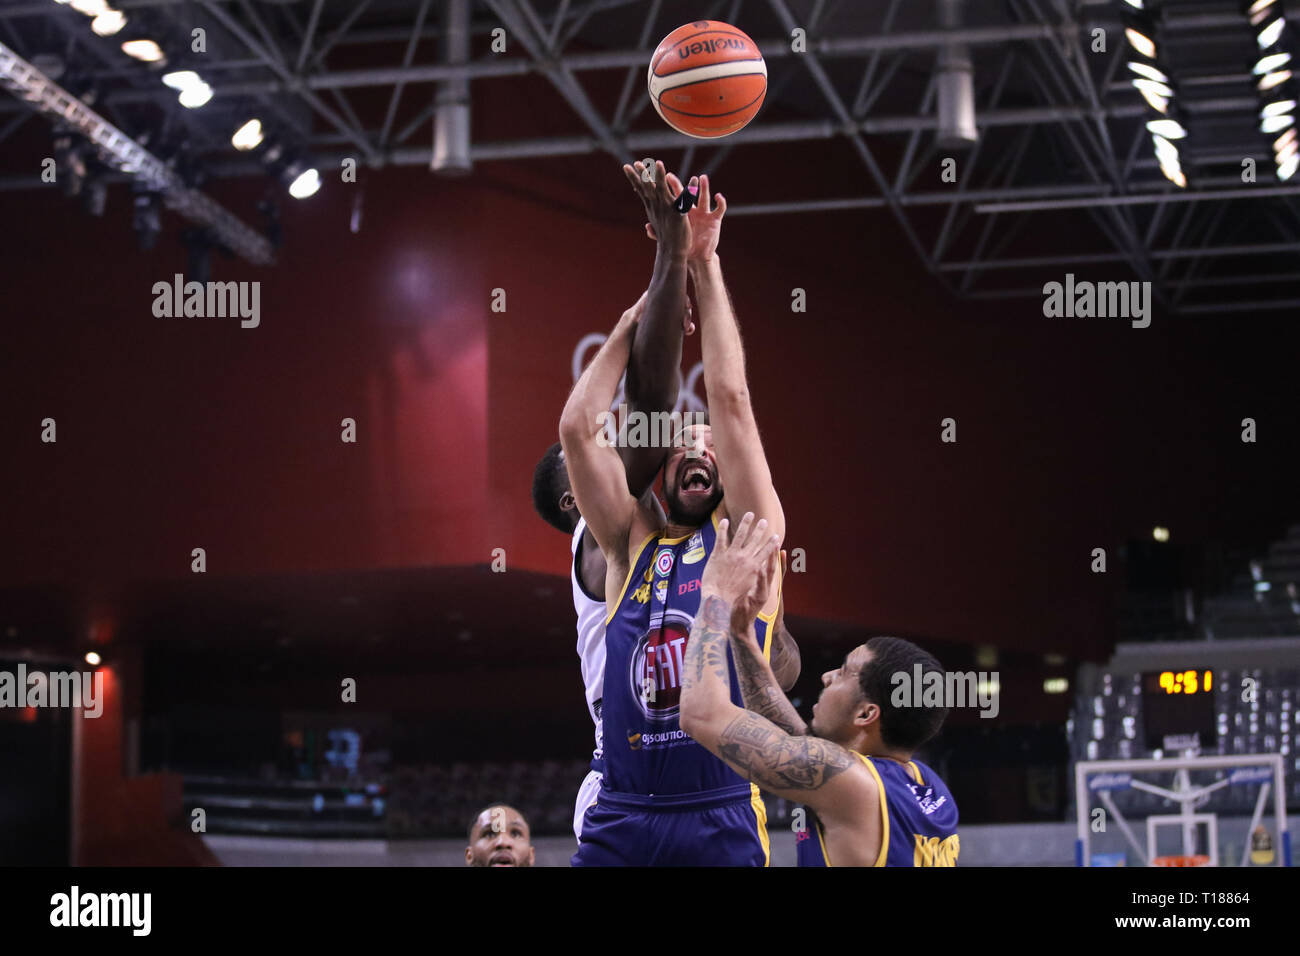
top-left (647, 19), bottom-right (767, 139)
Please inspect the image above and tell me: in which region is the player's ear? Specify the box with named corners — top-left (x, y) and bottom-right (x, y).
top-left (526, 846), bottom-right (536, 867)
top-left (855, 699), bottom-right (880, 730)
top-left (559, 491), bottom-right (576, 511)
top-left (464, 846), bottom-right (474, 866)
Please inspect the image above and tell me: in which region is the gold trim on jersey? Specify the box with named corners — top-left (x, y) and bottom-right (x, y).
top-left (604, 531), bottom-right (660, 626)
top-left (749, 783), bottom-right (770, 867)
top-left (906, 761), bottom-right (923, 785)
top-left (859, 755), bottom-right (891, 867)
top-left (811, 752), bottom-right (889, 867)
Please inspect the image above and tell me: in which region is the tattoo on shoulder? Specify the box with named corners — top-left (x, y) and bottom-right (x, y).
top-left (717, 712), bottom-right (855, 791)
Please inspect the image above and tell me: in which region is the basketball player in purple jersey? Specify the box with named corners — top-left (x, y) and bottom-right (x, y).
top-left (534, 161), bottom-right (799, 847)
top-left (562, 168), bottom-right (787, 865)
top-left (681, 512), bottom-right (960, 866)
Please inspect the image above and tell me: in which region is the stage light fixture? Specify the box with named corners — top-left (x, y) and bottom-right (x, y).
top-left (121, 39), bottom-right (164, 62)
top-left (1259, 68), bottom-right (1293, 89)
top-left (1147, 118), bottom-right (1187, 138)
top-left (69, 0), bottom-right (110, 15)
top-left (1132, 77), bottom-right (1173, 98)
top-left (1257, 15), bottom-right (1286, 48)
top-left (1137, 87), bottom-right (1169, 113)
top-left (91, 10), bottom-right (126, 36)
top-left (1261, 111), bottom-right (1295, 132)
top-left (1262, 97), bottom-right (1297, 115)
top-left (84, 651), bottom-right (102, 666)
top-left (287, 167), bottom-right (321, 199)
top-left (1127, 62), bottom-right (1169, 83)
top-left (1255, 51), bottom-right (1292, 73)
top-left (1279, 151), bottom-right (1299, 178)
top-left (1125, 26), bottom-right (1158, 59)
top-left (232, 118), bottom-right (263, 151)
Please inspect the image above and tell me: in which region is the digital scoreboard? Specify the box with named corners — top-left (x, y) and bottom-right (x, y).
top-left (1140, 669), bottom-right (1218, 751)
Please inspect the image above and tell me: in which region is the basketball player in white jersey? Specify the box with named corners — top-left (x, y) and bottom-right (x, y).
top-left (531, 159), bottom-right (800, 842)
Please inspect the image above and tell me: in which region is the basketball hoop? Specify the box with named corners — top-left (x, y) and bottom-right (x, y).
top-left (1152, 854), bottom-right (1211, 867)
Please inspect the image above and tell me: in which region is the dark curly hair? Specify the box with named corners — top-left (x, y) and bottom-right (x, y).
top-left (858, 636), bottom-right (948, 751)
top-left (532, 441), bottom-right (575, 533)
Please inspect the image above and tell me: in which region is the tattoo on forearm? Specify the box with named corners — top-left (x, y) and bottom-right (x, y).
top-left (717, 711), bottom-right (854, 792)
top-left (731, 634), bottom-right (807, 736)
top-left (686, 595), bottom-right (733, 690)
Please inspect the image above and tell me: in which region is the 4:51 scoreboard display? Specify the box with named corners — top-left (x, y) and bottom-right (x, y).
top-left (1140, 669), bottom-right (1218, 751)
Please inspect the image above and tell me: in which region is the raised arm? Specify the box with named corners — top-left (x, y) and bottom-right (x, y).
top-left (619, 159), bottom-right (693, 497)
top-left (558, 298), bottom-right (645, 564)
top-left (730, 618), bottom-right (806, 736)
top-left (680, 514), bottom-right (866, 816)
top-left (686, 178), bottom-right (785, 605)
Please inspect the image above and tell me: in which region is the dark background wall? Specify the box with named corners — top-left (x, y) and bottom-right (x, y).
top-left (3, 155), bottom-right (1298, 658)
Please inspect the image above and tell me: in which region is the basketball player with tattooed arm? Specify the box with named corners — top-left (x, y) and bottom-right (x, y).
top-left (533, 160), bottom-right (801, 846)
top-left (680, 512), bottom-right (961, 867)
top-left (560, 170), bottom-right (787, 865)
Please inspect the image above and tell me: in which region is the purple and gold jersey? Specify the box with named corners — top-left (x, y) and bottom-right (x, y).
top-left (796, 754), bottom-right (959, 866)
top-left (572, 508), bottom-right (779, 866)
top-left (601, 508), bottom-right (777, 796)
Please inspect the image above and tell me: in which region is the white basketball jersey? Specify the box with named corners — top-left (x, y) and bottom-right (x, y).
top-left (571, 517), bottom-right (606, 761)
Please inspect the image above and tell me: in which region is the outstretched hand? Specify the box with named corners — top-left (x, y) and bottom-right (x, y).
top-left (700, 512), bottom-right (780, 632)
top-left (622, 159), bottom-right (691, 258)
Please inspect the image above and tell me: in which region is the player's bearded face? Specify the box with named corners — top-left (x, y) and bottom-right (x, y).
top-left (664, 426), bottom-right (722, 524)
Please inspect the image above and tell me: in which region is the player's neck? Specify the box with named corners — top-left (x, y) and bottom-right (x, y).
top-left (853, 735), bottom-right (913, 765)
top-left (663, 520), bottom-right (701, 539)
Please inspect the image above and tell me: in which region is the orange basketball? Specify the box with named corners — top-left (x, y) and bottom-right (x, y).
top-left (647, 20), bottom-right (767, 139)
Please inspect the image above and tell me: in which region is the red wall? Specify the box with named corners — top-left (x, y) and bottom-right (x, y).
top-left (3, 158), bottom-right (1295, 659)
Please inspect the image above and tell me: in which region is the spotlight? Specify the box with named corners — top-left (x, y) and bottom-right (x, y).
top-left (1137, 86), bottom-right (1169, 114)
top-left (1132, 77), bottom-right (1174, 99)
top-left (1259, 69), bottom-right (1293, 90)
top-left (177, 83), bottom-right (213, 108)
top-left (1279, 152), bottom-right (1300, 178)
top-left (1125, 26), bottom-right (1158, 60)
top-left (91, 10), bottom-right (127, 36)
top-left (161, 70), bottom-right (200, 90)
top-left (162, 70), bottom-right (213, 108)
top-left (231, 118), bottom-right (264, 151)
top-left (1152, 132), bottom-right (1181, 165)
top-left (1274, 127), bottom-right (1297, 150)
top-left (84, 651), bottom-right (101, 666)
top-left (121, 39), bottom-right (165, 62)
top-left (287, 167), bottom-right (321, 199)
top-left (1147, 118), bottom-right (1187, 138)
top-left (1127, 62), bottom-right (1169, 83)
top-left (1257, 15), bottom-right (1286, 48)
top-left (69, 0), bottom-right (110, 15)
top-left (1262, 98), bottom-right (1297, 116)
top-left (1261, 112), bottom-right (1295, 132)
top-left (1255, 51), bottom-right (1292, 73)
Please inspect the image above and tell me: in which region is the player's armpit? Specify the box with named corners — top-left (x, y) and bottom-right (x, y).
top-left (715, 710), bottom-right (869, 812)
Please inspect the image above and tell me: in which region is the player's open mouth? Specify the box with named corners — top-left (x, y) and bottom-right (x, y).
top-left (489, 852), bottom-right (515, 866)
top-left (680, 462), bottom-right (713, 495)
